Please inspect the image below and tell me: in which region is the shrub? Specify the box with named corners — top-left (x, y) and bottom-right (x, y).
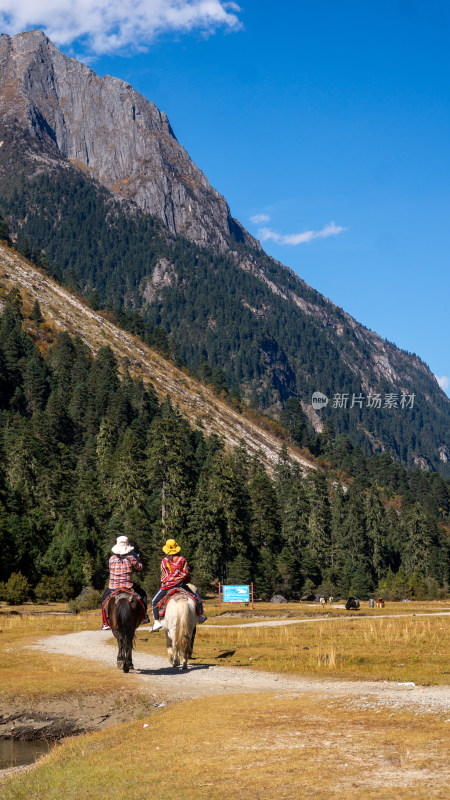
top-left (0, 572), bottom-right (31, 605)
top-left (34, 569), bottom-right (75, 602)
top-left (68, 586), bottom-right (101, 614)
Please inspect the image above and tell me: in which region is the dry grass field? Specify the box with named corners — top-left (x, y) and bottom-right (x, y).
top-left (1, 602), bottom-right (449, 799)
top-left (0, 609), bottom-right (110, 701)
top-left (3, 693), bottom-right (449, 800)
top-left (134, 600), bottom-right (450, 686)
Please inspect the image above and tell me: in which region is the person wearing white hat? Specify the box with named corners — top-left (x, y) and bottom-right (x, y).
top-left (101, 536), bottom-right (150, 629)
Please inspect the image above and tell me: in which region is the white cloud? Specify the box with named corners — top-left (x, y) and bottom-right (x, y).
top-left (0, 1), bottom-right (242, 55)
top-left (250, 213), bottom-right (270, 225)
top-left (258, 221), bottom-right (347, 246)
top-left (436, 375), bottom-right (449, 391)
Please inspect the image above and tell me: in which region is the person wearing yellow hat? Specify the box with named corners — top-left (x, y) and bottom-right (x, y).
top-left (150, 538), bottom-right (206, 631)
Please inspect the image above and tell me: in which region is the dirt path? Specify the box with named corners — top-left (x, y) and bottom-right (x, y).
top-left (207, 610), bottom-right (450, 628)
top-left (32, 629), bottom-right (450, 714)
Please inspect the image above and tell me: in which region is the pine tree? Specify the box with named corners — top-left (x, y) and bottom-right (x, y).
top-left (254, 546), bottom-right (277, 599)
top-left (23, 354), bottom-right (49, 414)
top-left (306, 471), bottom-right (332, 572)
top-left (0, 213), bottom-right (12, 245)
top-left (111, 427), bottom-right (148, 513)
top-left (279, 466), bottom-right (310, 551)
top-left (248, 458), bottom-right (280, 550)
top-left (276, 546), bottom-right (303, 598)
top-left (190, 461), bottom-right (227, 585)
top-left (19, 235), bottom-right (31, 260)
top-left (227, 553), bottom-right (252, 584)
top-left (147, 401), bottom-right (194, 544)
top-left (280, 397), bottom-right (308, 446)
top-left (364, 487), bottom-right (388, 581)
top-left (96, 416), bottom-right (118, 491)
top-left (30, 300), bottom-right (44, 324)
top-left (403, 504), bottom-right (433, 577)
top-left (342, 488), bottom-right (370, 572)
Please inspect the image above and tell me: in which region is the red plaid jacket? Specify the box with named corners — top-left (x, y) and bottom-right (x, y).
top-left (160, 555), bottom-right (190, 589)
top-left (108, 553), bottom-right (143, 590)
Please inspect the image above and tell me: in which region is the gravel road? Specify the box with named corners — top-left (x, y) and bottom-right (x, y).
top-left (33, 629), bottom-right (450, 714)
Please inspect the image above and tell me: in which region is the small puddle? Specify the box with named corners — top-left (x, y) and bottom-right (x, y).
top-left (0, 739), bottom-right (52, 769)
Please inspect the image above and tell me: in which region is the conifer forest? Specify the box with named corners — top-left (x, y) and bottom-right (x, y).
top-left (0, 289), bottom-right (448, 605)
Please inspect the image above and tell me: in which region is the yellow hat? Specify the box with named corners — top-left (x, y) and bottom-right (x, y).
top-left (163, 538), bottom-right (181, 555)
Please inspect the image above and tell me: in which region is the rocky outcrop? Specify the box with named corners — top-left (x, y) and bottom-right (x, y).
top-left (142, 258), bottom-right (177, 304)
top-left (0, 30), bottom-right (251, 249)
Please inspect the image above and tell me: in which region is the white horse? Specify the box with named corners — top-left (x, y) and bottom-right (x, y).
top-left (161, 588), bottom-right (199, 669)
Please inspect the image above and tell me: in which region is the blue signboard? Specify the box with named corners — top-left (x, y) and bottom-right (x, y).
top-left (222, 585), bottom-right (250, 603)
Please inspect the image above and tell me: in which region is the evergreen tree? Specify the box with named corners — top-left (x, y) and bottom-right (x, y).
top-left (0, 212), bottom-right (12, 245)
top-left (364, 487), bottom-right (388, 581)
top-left (227, 552), bottom-right (252, 584)
top-left (280, 397), bottom-right (309, 446)
top-left (147, 401), bottom-right (195, 544)
top-left (403, 504), bottom-right (433, 577)
top-left (254, 546), bottom-right (278, 599)
top-left (30, 300), bottom-right (44, 324)
top-left (329, 484), bottom-right (347, 580)
top-left (19, 234), bottom-right (31, 260)
top-left (248, 458), bottom-right (280, 550)
top-left (111, 427), bottom-right (148, 514)
top-left (276, 546), bottom-right (303, 598)
top-left (306, 471), bottom-right (332, 572)
top-left (23, 354), bottom-right (49, 414)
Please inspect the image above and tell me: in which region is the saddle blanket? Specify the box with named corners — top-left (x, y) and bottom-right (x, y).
top-left (103, 588), bottom-right (145, 620)
top-left (157, 587), bottom-right (201, 619)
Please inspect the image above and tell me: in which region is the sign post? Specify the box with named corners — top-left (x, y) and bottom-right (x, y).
top-left (219, 584), bottom-right (254, 610)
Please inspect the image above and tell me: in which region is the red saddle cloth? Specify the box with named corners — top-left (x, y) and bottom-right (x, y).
top-left (103, 588), bottom-right (145, 621)
top-left (157, 587), bottom-right (201, 619)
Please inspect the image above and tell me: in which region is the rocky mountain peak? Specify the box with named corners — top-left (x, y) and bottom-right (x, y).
top-left (0, 30), bottom-right (249, 248)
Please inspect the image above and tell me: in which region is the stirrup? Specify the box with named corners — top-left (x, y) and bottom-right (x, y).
top-left (101, 622), bottom-right (110, 630)
top-left (151, 620), bottom-right (162, 632)
top-left (198, 614), bottom-right (207, 624)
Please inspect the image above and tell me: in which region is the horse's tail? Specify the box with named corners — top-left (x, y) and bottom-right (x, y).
top-left (115, 596), bottom-right (133, 630)
top-left (175, 599), bottom-right (191, 655)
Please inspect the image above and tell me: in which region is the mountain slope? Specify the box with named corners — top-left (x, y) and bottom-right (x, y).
top-left (0, 30), bottom-right (448, 475)
top-left (0, 240), bottom-right (314, 473)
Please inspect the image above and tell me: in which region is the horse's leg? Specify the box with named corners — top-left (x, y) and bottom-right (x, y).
top-left (123, 633), bottom-right (132, 673)
top-left (117, 633), bottom-right (125, 669)
top-left (182, 612), bottom-right (196, 669)
top-left (165, 629), bottom-right (175, 665)
top-left (171, 616), bottom-right (180, 667)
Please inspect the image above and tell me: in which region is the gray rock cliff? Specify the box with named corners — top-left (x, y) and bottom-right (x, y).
top-left (0, 29), bottom-right (250, 249)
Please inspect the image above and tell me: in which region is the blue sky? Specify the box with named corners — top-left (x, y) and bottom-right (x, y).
top-left (1, 0), bottom-right (449, 395)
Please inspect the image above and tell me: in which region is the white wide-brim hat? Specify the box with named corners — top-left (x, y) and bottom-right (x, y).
top-left (111, 536), bottom-right (134, 555)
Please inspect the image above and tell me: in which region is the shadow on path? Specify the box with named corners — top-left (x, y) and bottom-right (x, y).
top-left (137, 664), bottom-right (211, 676)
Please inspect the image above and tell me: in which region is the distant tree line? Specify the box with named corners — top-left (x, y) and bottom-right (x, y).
top-left (0, 292), bottom-right (448, 604)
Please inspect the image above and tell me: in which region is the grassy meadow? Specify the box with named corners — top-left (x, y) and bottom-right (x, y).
top-left (0, 607), bottom-right (117, 702)
top-left (3, 693), bottom-right (449, 800)
top-left (1, 601), bottom-right (449, 799)
top-left (133, 599), bottom-right (450, 686)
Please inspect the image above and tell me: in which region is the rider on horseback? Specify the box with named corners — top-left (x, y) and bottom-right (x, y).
top-left (101, 536), bottom-right (150, 629)
top-left (151, 538), bottom-right (207, 632)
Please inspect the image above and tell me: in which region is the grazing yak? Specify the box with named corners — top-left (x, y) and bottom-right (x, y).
top-left (345, 596), bottom-right (360, 610)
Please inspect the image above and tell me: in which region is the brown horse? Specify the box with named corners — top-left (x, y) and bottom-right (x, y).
top-left (106, 592), bottom-right (143, 672)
